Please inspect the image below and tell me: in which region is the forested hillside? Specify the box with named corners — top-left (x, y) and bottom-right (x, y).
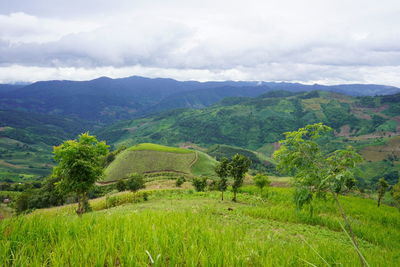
top-left (97, 90), bottom-right (400, 185)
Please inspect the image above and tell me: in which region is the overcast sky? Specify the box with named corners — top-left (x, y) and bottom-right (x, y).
top-left (1, 0), bottom-right (400, 86)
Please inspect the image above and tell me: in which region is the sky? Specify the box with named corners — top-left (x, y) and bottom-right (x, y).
top-left (1, 0), bottom-right (400, 86)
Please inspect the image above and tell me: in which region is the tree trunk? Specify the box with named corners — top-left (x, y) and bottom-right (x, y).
top-left (332, 192), bottom-right (366, 267)
top-left (221, 191), bottom-right (224, 201)
top-left (232, 191), bottom-right (237, 202)
top-left (377, 196), bottom-right (381, 207)
top-left (76, 192), bottom-right (90, 216)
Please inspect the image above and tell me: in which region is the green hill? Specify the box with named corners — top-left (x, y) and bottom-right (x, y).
top-left (102, 143), bottom-right (217, 182)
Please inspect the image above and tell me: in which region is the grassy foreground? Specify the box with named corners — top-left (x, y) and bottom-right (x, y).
top-left (1, 187), bottom-right (399, 266)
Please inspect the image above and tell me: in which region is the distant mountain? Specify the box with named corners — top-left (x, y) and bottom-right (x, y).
top-left (0, 84), bottom-right (26, 93)
top-left (0, 76), bottom-right (257, 122)
top-left (0, 76), bottom-right (398, 123)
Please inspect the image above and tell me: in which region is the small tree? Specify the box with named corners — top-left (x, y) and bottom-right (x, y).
top-left (273, 123), bottom-right (365, 266)
top-left (126, 173), bottom-right (145, 192)
top-left (192, 177), bottom-right (207, 192)
top-left (215, 157), bottom-right (231, 200)
top-left (53, 133), bottom-right (109, 215)
top-left (377, 178), bottom-right (389, 207)
top-left (230, 154), bottom-right (251, 202)
top-left (175, 176), bottom-right (186, 187)
top-left (254, 173), bottom-right (271, 196)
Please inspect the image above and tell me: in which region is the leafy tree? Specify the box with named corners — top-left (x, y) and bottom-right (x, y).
top-left (116, 180), bottom-right (126, 192)
top-left (254, 173), bottom-right (271, 196)
top-left (273, 123), bottom-right (366, 266)
top-left (52, 133), bottom-right (109, 215)
top-left (230, 154), bottom-right (251, 202)
top-left (215, 157), bottom-right (231, 200)
top-left (126, 173), bottom-right (145, 192)
top-left (192, 177), bottom-right (207, 192)
top-left (377, 178), bottom-right (389, 207)
top-left (175, 176), bottom-right (186, 187)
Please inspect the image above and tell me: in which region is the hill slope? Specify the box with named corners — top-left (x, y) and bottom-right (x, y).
top-left (0, 110), bottom-right (93, 182)
top-left (102, 143), bottom-right (217, 182)
top-left (97, 91), bottom-right (400, 185)
top-left (1, 187), bottom-right (399, 266)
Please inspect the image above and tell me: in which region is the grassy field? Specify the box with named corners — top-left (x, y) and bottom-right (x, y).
top-left (1, 187), bottom-right (399, 266)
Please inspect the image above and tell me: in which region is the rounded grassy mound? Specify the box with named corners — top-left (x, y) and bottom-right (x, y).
top-left (102, 143), bottom-right (217, 182)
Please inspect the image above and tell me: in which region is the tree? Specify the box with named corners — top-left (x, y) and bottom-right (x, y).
top-left (53, 133), bottom-right (109, 215)
top-left (254, 173), bottom-right (271, 196)
top-left (230, 154), bottom-right (251, 202)
top-left (273, 123), bottom-right (366, 266)
top-left (377, 178), bottom-right (389, 207)
top-left (215, 157), bottom-right (231, 200)
top-left (126, 173), bottom-right (145, 192)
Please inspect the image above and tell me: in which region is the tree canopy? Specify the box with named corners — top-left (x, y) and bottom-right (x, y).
top-left (52, 132), bottom-right (109, 214)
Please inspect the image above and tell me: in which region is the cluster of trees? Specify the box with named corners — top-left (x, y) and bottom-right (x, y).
top-left (213, 154), bottom-right (251, 201)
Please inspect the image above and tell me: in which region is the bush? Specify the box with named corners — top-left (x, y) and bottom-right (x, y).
top-left (116, 180), bottom-right (126, 192)
top-left (192, 177), bottom-right (207, 192)
top-left (208, 179), bottom-right (219, 191)
top-left (175, 176), bottom-right (186, 187)
top-left (105, 194), bottom-right (119, 208)
top-left (126, 173), bottom-right (145, 192)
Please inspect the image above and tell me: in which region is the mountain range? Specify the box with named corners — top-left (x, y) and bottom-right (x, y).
top-left (1, 76), bottom-right (399, 122)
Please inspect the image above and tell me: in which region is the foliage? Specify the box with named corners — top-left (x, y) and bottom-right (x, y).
top-left (215, 157), bottom-right (231, 200)
top-left (175, 176), bottom-right (185, 187)
top-left (273, 123), bottom-right (366, 265)
top-left (12, 176), bottom-right (67, 214)
top-left (207, 144), bottom-right (275, 173)
top-left (192, 177), bottom-right (207, 192)
top-left (229, 154), bottom-right (251, 201)
top-left (273, 123), bottom-right (362, 207)
top-left (377, 178), bottom-right (389, 207)
top-left (52, 133), bottom-right (109, 214)
top-left (126, 173), bottom-right (145, 192)
top-left (254, 173), bottom-right (271, 195)
top-left (116, 180), bottom-right (126, 192)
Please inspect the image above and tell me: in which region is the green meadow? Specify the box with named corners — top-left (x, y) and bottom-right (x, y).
top-left (1, 187), bottom-right (399, 266)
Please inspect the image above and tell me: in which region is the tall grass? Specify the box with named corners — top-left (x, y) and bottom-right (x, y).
top-left (1, 188), bottom-right (399, 266)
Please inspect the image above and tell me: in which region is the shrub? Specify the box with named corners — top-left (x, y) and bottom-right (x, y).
top-left (175, 177), bottom-right (186, 187)
top-left (126, 173), bottom-right (145, 192)
top-left (116, 180), bottom-right (126, 192)
top-left (192, 177), bottom-right (207, 192)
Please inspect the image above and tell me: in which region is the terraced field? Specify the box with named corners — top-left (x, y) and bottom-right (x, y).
top-left (102, 143), bottom-right (217, 182)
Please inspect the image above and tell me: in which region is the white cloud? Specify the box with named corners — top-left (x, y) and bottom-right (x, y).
top-left (1, 0), bottom-right (400, 86)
